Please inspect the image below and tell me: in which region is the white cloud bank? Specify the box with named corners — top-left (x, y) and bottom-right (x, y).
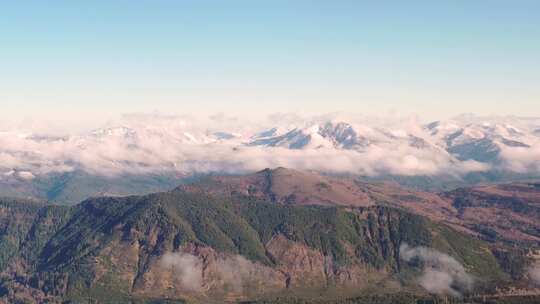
top-left (400, 243), bottom-right (474, 297)
top-left (0, 113), bottom-right (538, 180)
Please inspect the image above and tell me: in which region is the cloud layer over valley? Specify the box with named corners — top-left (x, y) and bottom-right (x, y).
top-left (0, 113), bottom-right (539, 181)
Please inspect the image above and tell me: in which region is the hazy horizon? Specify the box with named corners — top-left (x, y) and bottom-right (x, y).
top-left (1, 110), bottom-right (539, 135)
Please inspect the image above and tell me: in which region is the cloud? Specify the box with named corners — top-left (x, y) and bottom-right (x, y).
top-left (528, 264), bottom-right (540, 285)
top-left (400, 243), bottom-right (474, 297)
top-left (499, 144), bottom-right (540, 174)
top-left (1, 113), bottom-right (526, 180)
top-left (160, 252), bottom-right (203, 291)
top-left (159, 251), bottom-right (274, 294)
top-left (203, 144), bottom-right (488, 177)
top-left (17, 171), bottom-right (35, 181)
top-left (214, 254), bottom-right (271, 293)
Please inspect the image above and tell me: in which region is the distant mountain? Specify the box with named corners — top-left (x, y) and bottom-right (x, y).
top-left (248, 122), bottom-right (370, 150)
top-left (426, 120), bottom-right (533, 163)
top-left (1, 115), bottom-right (540, 203)
top-left (0, 170), bottom-right (187, 204)
top-left (246, 119), bottom-right (538, 167)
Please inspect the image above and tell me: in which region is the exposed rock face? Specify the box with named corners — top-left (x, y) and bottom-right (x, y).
top-left (0, 180), bottom-right (534, 303)
top-left (265, 234), bottom-right (378, 290)
top-left (266, 234), bottom-right (328, 288)
top-left (44, 233), bottom-right (381, 302)
top-left (136, 243), bottom-right (286, 302)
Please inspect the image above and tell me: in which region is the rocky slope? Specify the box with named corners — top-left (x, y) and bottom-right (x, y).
top-left (0, 189), bottom-right (534, 303)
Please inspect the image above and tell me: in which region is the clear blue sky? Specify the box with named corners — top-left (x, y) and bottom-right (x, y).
top-left (1, 0), bottom-right (539, 125)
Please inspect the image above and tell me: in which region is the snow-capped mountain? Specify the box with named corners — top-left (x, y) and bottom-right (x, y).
top-left (248, 125), bottom-right (334, 149)
top-left (247, 120), bottom-right (449, 155)
top-left (1, 114), bottom-right (539, 203)
top-left (248, 122), bottom-right (383, 150)
top-left (426, 119), bottom-right (535, 162)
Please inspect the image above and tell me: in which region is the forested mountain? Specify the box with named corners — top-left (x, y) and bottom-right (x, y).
top-left (0, 185), bottom-right (538, 303)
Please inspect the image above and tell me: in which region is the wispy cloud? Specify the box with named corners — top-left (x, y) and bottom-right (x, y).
top-left (160, 252), bottom-right (203, 291)
top-left (528, 264), bottom-right (540, 286)
top-left (159, 251), bottom-right (277, 293)
top-left (400, 243), bottom-right (474, 297)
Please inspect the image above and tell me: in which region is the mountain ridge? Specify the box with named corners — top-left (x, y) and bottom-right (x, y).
top-left (0, 191), bottom-right (523, 303)
top-left (1, 168), bottom-right (539, 303)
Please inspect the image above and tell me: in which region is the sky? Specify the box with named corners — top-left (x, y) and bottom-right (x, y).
top-left (1, 1), bottom-right (539, 129)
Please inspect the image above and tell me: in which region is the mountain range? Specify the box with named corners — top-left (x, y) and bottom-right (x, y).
top-left (177, 168), bottom-right (540, 245)
top-left (1, 114), bottom-right (540, 204)
top-left (1, 167), bottom-right (539, 303)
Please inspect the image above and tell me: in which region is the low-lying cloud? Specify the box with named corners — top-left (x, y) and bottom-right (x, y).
top-left (400, 243), bottom-right (474, 297)
top-left (499, 144), bottom-right (540, 174)
top-left (160, 252), bottom-right (204, 291)
top-left (0, 113), bottom-right (499, 180)
top-left (159, 251), bottom-right (274, 293)
top-left (528, 264), bottom-right (540, 286)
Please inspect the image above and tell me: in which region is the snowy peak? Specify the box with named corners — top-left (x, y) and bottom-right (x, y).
top-left (247, 121), bottom-right (371, 150)
top-left (319, 122), bottom-right (370, 149)
top-left (248, 125), bottom-right (330, 149)
top-left (1, 115), bottom-right (539, 181)
top-left (90, 126), bottom-right (137, 138)
top-left (421, 119), bottom-right (536, 163)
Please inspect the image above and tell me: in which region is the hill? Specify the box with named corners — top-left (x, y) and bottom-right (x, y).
top-left (0, 191), bottom-right (533, 303)
top-left (177, 168), bottom-right (540, 246)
